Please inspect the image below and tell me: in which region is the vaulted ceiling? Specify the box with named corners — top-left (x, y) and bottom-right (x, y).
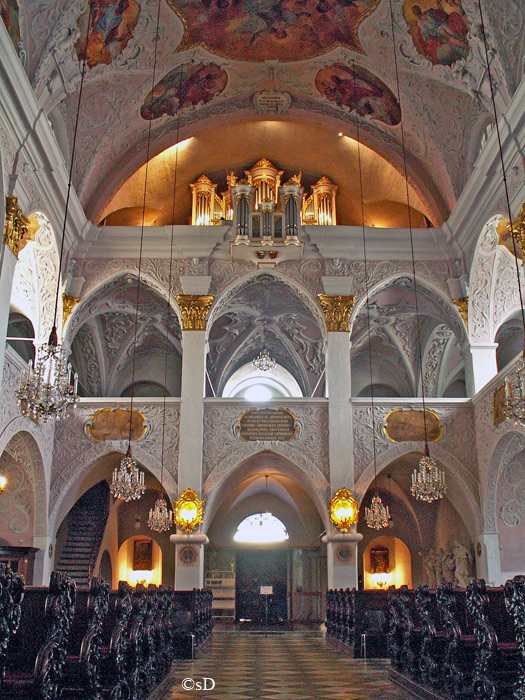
top-left (4, 0), bottom-right (523, 231)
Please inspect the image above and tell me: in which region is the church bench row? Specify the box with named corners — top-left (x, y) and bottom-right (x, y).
top-left (326, 587), bottom-right (389, 657)
top-left (387, 577), bottom-right (525, 700)
top-left (0, 564), bottom-right (213, 700)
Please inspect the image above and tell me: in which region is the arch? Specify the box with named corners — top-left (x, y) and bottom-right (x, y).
top-left (10, 211), bottom-right (60, 343)
top-left (350, 272), bottom-right (468, 347)
top-left (469, 214), bottom-right (524, 344)
top-left (64, 268), bottom-right (183, 345)
top-left (0, 430), bottom-right (47, 544)
top-left (48, 445), bottom-right (178, 539)
top-left (206, 268), bottom-right (327, 342)
top-left (484, 429), bottom-right (525, 533)
top-left (354, 442), bottom-right (482, 539)
top-left (203, 450), bottom-right (330, 532)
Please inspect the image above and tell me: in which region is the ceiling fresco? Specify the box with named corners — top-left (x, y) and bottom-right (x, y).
top-left (166, 0), bottom-right (382, 61)
top-left (2, 0), bottom-right (522, 228)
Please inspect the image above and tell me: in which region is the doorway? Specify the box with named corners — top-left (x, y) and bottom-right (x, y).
top-left (235, 550), bottom-right (288, 625)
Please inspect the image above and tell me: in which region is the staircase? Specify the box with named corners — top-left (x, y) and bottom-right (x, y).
top-left (56, 481), bottom-right (110, 589)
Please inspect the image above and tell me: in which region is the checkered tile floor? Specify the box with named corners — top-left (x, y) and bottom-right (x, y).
top-left (150, 629), bottom-right (406, 700)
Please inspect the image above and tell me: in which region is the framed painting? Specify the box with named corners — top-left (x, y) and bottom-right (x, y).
top-left (133, 539), bottom-right (152, 570)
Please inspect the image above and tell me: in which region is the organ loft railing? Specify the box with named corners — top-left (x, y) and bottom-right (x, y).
top-left (190, 158), bottom-right (338, 236)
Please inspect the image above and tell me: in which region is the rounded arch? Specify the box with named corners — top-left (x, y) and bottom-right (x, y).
top-left (484, 429), bottom-right (525, 534)
top-left (64, 268), bottom-right (183, 345)
top-left (206, 268), bottom-right (327, 341)
top-left (10, 211), bottom-right (60, 343)
top-left (354, 442), bottom-right (482, 539)
top-left (469, 213), bottom-right (524, 344)
top-left (87, 110), bottom-right (448, 230)
top-left (0, 429), bottom-right (47, 543)
top-left (350, 272), bottom-right (468, 347)
top-left (203, 450), bottom-right (330, 533)
top-left (48, 445), bottom-right (178, 539)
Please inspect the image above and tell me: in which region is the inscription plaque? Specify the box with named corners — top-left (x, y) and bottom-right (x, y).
top-left (235, 407), bottom-right (298, 442)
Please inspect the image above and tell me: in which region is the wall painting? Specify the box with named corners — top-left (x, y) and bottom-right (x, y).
top-left (75, 0), bottom-right (141, 68)
top-left (140, 62), bottom-right (228, 120)
top-left (167, 0), bottom-right (382, 62)
top-left (403, 0), bottom-right (471, 66)
top-left (315, 63), bottom-right (401, 126)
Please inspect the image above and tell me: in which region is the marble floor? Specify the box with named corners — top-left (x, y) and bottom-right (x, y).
top-left (149, 628), bottom-right (407, 700)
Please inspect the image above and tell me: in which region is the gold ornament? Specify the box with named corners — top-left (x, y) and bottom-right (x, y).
top-left (176, 294), bottom-right (214, 330)
top-left (174, 487), bottom-right (205, 533)
top-left (317, 294), bottom-right (355, 332)
top-left (329, 487), bottom-right (359, 532)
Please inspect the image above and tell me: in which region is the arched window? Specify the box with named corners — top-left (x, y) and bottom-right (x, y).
top-left (234, 513), bottom-right (289, 544)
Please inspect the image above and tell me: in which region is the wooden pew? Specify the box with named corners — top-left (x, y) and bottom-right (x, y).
top-left (99, 581), bottom-right (133, 700)
top-left (0, 563), bottom-right (25, 683)
top-left (1, 571), bottom-right (76, 700)
top-left (61, 577), bottom-right (109, 700)
top-left (352, 589), bottom-right (388, 658)
top-left (504, 575), bottom-right (525, 699)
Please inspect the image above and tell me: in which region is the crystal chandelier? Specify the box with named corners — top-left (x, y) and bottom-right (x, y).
top-left (252, 347), bottom-right (276, 372)
top-left (503, 353), bottom-right (525, 427)
top-left (365, 493), bottom-right (391, 530)
top-left (410, 447), bottom-right (447, 503)
top-left (16, 327), bottom-right (78, 422)
top-left (148, 494), bottom-right (173, 532)
top-left (110, 447), bottom-right (145, 501)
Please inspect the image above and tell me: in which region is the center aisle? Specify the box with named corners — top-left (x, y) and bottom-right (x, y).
top-left (150, 629), bottom-right (406, 700)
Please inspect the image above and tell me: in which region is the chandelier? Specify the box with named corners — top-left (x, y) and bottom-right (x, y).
top-left (252, 347), bottom-right (276, 372)
top-left (148, 495), bottom-right (173, 532)
top-left (410, 449), bottom-right (447, 503)
top-left (504, 356), bottom-right (525, 426)
top-left (365, 493), bottom-right (391, 530)
top-left (16, 329), bottom-right (78, 422)
top-left (110, 448), bottom-right (145, 501)
top-left (0, 474), bottom-right (6, 494)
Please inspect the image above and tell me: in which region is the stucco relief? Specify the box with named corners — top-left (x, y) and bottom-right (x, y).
top-left (0, 450), bottom-right (34, 544)
top-left (498, 455), bottom-right (525, 528)
top-left (202, 403), bottom-right (329, 495)
top-left (353, 401), bottom-right (478, 485)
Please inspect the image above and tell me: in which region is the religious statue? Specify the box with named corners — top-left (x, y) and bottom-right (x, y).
top-left (453, 540), bottom-right (474, 588)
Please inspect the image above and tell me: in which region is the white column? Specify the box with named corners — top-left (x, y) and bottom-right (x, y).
top-left (326, 331), bottom-right (354, 490)
top-left (0, 243), bottom-right (17, 380)
top-left (173, 287), bottom-right (213, 590)
top-left (470, 344), bottom-right (499, 394)
top-left (32, 535), bottom-right (55, 586)
top-left (475, 532), bottom-right (502, 585)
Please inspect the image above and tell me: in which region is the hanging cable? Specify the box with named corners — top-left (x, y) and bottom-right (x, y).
top-left (149, 65), bottom-right (184, 532)
top-left (350, 61), bottom-right (390, 529)
top-left (387, 0), bottom-right (446, 501)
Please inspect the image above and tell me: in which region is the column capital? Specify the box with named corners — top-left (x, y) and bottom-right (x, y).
top-left (317, 293), bottom-right (355, 332)
top-left (176, 294), bottom-right (214, 330)
top-left (62, 293), bottom-right (79, 327)
top-left (3, 196), bottom-right (31, 258)
top-left (452, 296), bottom-right (469, 330)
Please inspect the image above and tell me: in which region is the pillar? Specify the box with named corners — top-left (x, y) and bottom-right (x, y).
top-left (474, 532), bottom-right (502, 586)
top-left (470, 344), bottom-right (499, 394)
top-left (171, 288), bottom-right (213, 590)
top-left (318, 292), bottom-right (362, 589)
top-left (0, 196), bottom-right (29, 379)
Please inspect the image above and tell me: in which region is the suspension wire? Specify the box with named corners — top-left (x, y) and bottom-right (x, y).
top-left (476, 0), bottom-right (525, 348)
top-left (351, 61), bottom-right (379, 490)
top-left (52, 0), bottom-right (96, 339)
top-left (387, 0), bottom-right (429, 451)
top-left (127, 0), bottom-right (163, 449)
top-left (159, 65), bottom-right (184, 490)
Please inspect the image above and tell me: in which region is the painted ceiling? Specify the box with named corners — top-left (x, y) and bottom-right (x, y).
top-left (3, 0), bottom-right (523, 229)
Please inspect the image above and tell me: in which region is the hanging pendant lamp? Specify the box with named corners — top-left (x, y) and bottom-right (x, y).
top-left (111, 0), bottom-right (164, 501)
top-left (252, 320), bottom-right (276, 372)
top-left (387, 1), bottom-right (446, 501)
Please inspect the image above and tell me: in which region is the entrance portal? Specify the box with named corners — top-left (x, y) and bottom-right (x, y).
top-left (235, 550), bottom-right (288, 625)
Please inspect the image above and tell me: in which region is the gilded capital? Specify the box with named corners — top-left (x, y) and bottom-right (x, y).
top-left (3, 196), bottom-right (30, 258)
top-left (176, 294), bottom-right (214, 330)
top-left (62, 293), bottom-right (79, 327)
top-left (317, 293), bottom-right (355, 332)
top-left (509, 203), bottom-right (525, 264)
top-left (452, 297), bottom-right (469, 330)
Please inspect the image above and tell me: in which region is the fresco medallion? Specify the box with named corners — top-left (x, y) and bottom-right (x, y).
top-left (167, 0), bottom-right (382, 61)
top-left (315, 63), bottom-right (401, 125)
top-left (75, 0), bottom-right (141, 68)
top-left (403, 0), bottom-right (471, 66)
top-left (140, 62), bottom-right (228, 120)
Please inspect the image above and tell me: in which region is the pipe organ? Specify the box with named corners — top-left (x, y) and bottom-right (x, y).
top-left (190, 159), bottom-right (337, 234)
